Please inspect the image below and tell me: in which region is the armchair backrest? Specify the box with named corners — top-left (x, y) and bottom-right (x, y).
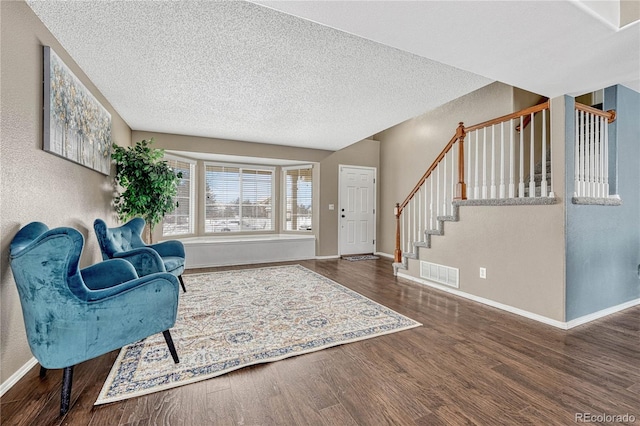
top-left (94, 218), bottom-right (147, 259)
top-left (9, 222), bottom-right (90, 366)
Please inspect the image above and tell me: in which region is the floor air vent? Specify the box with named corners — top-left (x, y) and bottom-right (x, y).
top-left (420, 261), bottom-right (459, 288)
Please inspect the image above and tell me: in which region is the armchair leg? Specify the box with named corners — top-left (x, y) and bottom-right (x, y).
top-left (178, 275), bottom-right (186, 293)
top-left (60, 366), bottom-right (74, 416)
top-left (163, 330), bottom-right (180, 364)
top-left (39, 366), bottom-right (47, 379)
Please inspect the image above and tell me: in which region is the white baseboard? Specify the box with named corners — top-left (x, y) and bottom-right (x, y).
top-left (397, 272), bottom-right (640, 329)
top-left (0, 357), bottom-right (38, 397)
top-left (315, 255), bottom-right (340, 260)
top-left (397, 272), bottom-right (569, 328)
top-left (566, 298), bottom-right (640, 328)
top-left (375, 252), bottom-right (394, 259)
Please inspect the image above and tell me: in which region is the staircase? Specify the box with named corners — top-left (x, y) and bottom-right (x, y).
top-left (524, 156), bottom-right (552, 198)
top-left (393, 101), bottom-right (555, 273)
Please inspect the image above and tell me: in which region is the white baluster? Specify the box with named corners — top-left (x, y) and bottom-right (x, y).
top-left (509, 119), bottom-right (515, 198)
top-left (417, 189), bottom-right (421, 242)
top-left (548, 108), bottom-right (554, 198)
top-left (443, 151), bottom-right (448, 214)
top-left (519, 116), bottom-right (525, 197)
top-left (599, 115), bottom-right (604, 196)
top-left (574, 110), bottom-right (579, 197)
top-left (474, 130), bottom-right (480, 199)
top-left (580, 110), bottom-right (585, 197)
top-left (464, 131), bottom-right (473, 199)
top-left (421, 185), bottom-right (426, 237)
top-left (451, 146), bottom-right (455, 214)
top-left (587, 114), bottom-right (596, 197)
top-left (410, 200), bottom-right (414, 252)
top-left (584, 112), bottom-right (588, 196)
top-left (423, 183), bottom-right (428, 236)
top-left (600, 116), bottom-right (606, 197)
top-left (529, 113), bottom-right (535, 198)
top-left (407, 201), bottom-right (413, 253)
top-left (490, 125), bottom-right (496, 198)
top-left (594, 114), bottom-right (600, 197)
top-left (415, 195), bottom-right (419, 244)
top-left (541, 109), bottom-right (548, 197)
top-left (482, 127), bottom-right (487, 199)
top-left (401, 209), bottom-right (405, 254)
top-left (604, 117), bottom-right (609, 197)
top-left (436, 163), bottom-right (440, 218)
top-left (406, 200), bottom-right (410, 253)
top-left (594, 113), bottom-right (598, 197)
top-left (499, 121), bottom-right (505, 198)
top-left (429, 175), bottom-right (434, 229)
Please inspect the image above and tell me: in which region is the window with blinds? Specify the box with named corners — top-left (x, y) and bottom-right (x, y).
top-left (204, 163), bottom-right (274, 233)
top-left (283, 166), bottom-right (313, 231)
top-left (162, 157), bottom-right (195, 236)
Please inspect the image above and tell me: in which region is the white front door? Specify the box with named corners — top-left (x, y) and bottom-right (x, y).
top-left (339, 166), bottom-right (376, 255)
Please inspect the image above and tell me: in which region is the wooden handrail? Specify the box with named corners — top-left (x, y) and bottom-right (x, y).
top-left (395, 123), bottom-right (466, 263)
top-left (515, 97), bottom-right (549, 132)
top-left (398, 129), bottom-right (460, 213)
top-left (464, 100), bottom-right (550, 133)
top-left (575, 102), bottom-right (616, 123)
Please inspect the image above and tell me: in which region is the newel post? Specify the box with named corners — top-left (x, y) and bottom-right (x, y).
top-left (455, 122), bottom-right (467, 200)
top-left (394, 203), bottom-right (402, 263)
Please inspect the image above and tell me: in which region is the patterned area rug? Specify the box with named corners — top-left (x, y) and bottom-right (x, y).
top-left (96, 265), bottom-right (420, 405)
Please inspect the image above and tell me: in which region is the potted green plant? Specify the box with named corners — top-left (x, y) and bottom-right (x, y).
top-left (111, 138), bottom-right (182, 243)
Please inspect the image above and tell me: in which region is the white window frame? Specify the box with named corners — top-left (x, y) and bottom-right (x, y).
top-left (203, 161), bottom-right (276, 234)
top-left (162, 155), bottom-right (196, 237)
top-left (282, 164), bottom-right (314, 233)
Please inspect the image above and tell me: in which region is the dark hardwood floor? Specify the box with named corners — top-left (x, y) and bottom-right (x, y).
top-left (1, 258), bottom-right (638, 425)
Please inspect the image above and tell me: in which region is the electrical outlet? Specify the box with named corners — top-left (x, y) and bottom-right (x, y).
top-left (479, 267), bottom-right (487, 279)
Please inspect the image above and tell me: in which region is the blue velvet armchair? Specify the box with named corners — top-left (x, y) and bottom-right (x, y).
top-left (93, 218), bottom-right (187, 292)
top-left (9, 222), bottom-right (180, 416)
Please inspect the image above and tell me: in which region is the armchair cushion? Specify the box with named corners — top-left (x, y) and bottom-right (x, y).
top-left (163, 256), bottom-right (185, 275)
top-left (81, 259), bottom-right (138, 293)
top-left (149, 240), bottom-right (185, 259)
top-left (113, 247), bottom-right (166, 276)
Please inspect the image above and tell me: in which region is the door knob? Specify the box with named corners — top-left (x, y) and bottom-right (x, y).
top-left (341, 215), bottom-right (345, 218)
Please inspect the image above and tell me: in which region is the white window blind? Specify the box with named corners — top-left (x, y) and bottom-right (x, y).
top-left (284, 166), bottom-right (313, 231)
top-left (204, 163), bottom-right (273, 233)
top-left (162, 157), bottom-right (195, 236)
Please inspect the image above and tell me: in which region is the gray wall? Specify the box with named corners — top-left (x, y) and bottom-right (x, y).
top-left (565, 86), bottom-right (640, 321)
top-left (1, 1), bottom-right (132, 384)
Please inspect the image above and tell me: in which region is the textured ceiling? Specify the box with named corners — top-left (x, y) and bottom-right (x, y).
top-left (26, 1), bottom-right (638, 152)
top-left (26, 0), bottom-right (491, 151)
top-left (257, 0), bottom-right (640, 97)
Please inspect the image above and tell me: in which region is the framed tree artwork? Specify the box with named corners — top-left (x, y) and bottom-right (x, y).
top-left (43, 46), bottom-right (112, 175)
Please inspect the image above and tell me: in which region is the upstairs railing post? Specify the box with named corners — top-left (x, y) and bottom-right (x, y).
top-left (394, 203), bottom-right (402, 263)
top-left (455, 122), bottom-right (467, 200)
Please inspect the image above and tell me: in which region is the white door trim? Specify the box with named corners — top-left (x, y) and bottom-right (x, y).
top-left (338, 164), bottom-right (377, 256)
